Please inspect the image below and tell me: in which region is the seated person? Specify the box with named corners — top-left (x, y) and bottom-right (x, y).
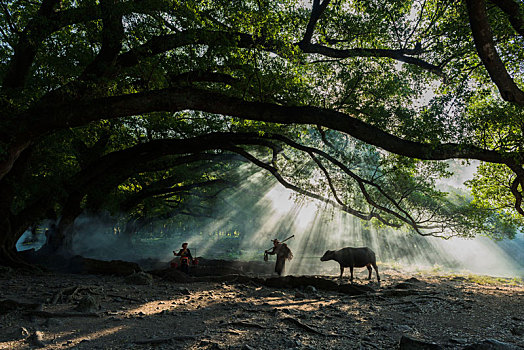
top-left (173, 242), bottom-right (193, 273)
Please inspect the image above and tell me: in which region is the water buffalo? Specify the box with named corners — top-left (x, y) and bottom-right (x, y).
top-left (320, 247), bottom-right (380, 282)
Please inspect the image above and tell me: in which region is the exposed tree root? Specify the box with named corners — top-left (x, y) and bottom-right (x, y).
top-left (133, 335), bottom-right (198, 344)
top-left (24, 310), bottom-right (101, 318)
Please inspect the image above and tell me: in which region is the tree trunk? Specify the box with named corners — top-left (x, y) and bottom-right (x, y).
top-left (0, 214), bottom-right (32, 267)
top-left (56, 192), bottom-right (85, 254)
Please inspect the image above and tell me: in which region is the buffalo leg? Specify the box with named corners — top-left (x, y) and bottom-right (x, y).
top-left (366, 264), bottom-right (372, 279)
top-left (339, 265), bottom-right (344, 279)
top-left (349, 266), bottom-right (354, 282)
top-left (372, 263), bottom-right (380, 282)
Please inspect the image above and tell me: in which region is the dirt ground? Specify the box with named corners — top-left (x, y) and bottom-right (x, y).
top-left (1, 264), bottom-right (523, 350)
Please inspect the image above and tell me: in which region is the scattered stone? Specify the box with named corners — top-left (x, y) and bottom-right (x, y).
top-left (294, 291), bottom-right (306, 299)
top-left (399, 334), bottom-right (443, 349)
top-left (75, 295), bottom-right (101, 312)
top-left (305, 285), bottom-right (317, 293)
top-left (462, 339), bottom-right (520, 349)
top-left (175, 287), bottom-right (191, 295)
top-left (3, 326), bottom-right (30, 341)
top-left (448, 337), bottom-right (469, 345)
top-left (125, 271), bottom-right (153, 285)
top-left (27, 330), bottom-right (46, 348)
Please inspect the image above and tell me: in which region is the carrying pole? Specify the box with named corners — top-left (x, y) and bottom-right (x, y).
top-left (265, 234), bottom-right (294, 250)
top-left (280, 234), bottom-right (295, 244)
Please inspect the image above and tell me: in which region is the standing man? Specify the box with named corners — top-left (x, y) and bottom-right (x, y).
top-left (265, 239), bottom-right (293, 276)
top-left (44, 223), bottom-right (59, 251)
top-left (174, 242), bottom-right (193, 274)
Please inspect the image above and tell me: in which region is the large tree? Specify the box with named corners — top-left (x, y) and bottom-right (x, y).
top-left (1, 0), bottom-right (523, 265)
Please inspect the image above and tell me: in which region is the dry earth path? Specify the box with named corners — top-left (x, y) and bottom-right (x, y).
top-left (1, 265), bottom-right (523, 350)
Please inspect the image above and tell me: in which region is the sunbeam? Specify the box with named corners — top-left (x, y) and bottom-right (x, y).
top-left (66, 169), bottom-right (523, 279)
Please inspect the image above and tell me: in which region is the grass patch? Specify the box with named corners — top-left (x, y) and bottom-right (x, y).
top-left (465, 274), bottom-right (523, 286)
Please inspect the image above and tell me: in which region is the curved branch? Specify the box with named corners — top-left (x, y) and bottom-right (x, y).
top-left (466, 0), bottom-right (524, 105)
top-left (226, 144), bottom-right (404, 228)
top-left (308, 152), bottom-right (345, 205)
top-left (121, 179), bottom-right (232, 212)
top-left (269, 134), bottom-right (430, 234)
top-left (23, 87), bottom-right (515, 164)
top-left (297, 43), bottom-right (444, 78)
top-left (116, 30), bottom-right (265, 68)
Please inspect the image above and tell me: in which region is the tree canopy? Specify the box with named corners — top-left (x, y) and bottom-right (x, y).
top-left (1, 0), bottom-right (524, 265)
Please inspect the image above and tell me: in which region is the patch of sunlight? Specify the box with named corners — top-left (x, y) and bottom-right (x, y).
top-left (62, 326), bottom-right (125, 348)
top-left (126, 299), bottom-right (179, 316)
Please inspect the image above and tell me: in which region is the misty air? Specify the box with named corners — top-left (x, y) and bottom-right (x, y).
top-left (1, 0), bottom-right (524, 349)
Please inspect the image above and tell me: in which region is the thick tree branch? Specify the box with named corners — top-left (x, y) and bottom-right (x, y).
top-left (115, 28), bottom-right (443, 78)
top-left (116, 30), bottom-right (268, 68)
top-left (80, 0), bottom-right (124, 80)
top-left (1, 0), bottom-right (61, 91)
top-left (12, 138), bottom-right (251, 236)
top-left (466, 0), bottom-right (524, 105)
top-left (0, 0), bottom-right (172, 92)
top-left (301, 0), bottom-right (331, 45)
top-left (68, 136), bottom-right (254, 192)
top-left (22, 87), bottom-right (517, 165)
top-left (298, 42), bottom-right (444, 78)
top-left (490, 0), bottom-right (524, 38)
top-left (121, 179), bottom-right (231, 211)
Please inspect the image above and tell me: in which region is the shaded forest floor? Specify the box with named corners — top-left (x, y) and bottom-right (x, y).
top-left (1, 262), bottom-right (523, 350)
